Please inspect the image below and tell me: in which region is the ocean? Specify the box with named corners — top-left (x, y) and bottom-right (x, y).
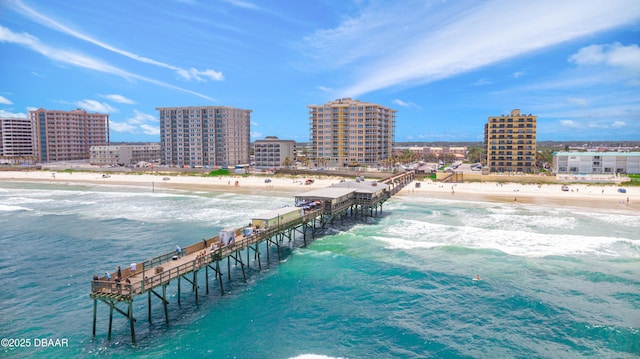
top-left (0, 181), bottom-right (638, 358)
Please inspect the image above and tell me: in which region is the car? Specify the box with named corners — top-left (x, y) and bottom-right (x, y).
top-left (618, 188), bottom-right (627, 193)
top-left (561, 185), bottom-right (569, 192)
top-left (163, 177), bottom-right (170, 181)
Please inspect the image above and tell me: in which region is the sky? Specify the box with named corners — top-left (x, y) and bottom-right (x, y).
top-left (1, 0), bottom-right (640, 143)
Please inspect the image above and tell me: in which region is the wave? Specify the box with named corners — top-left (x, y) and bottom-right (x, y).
top-left (0, 204), bottom-right (33, 212)
top-left (371, 216), bottom-right (640, 258)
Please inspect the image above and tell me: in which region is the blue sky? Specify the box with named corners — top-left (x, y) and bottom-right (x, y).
top-left (1, 0), bottom-right (639, 143)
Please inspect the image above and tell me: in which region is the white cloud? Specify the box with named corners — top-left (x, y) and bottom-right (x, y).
top-left (569, 42), bottom-right (640, 73)
top-left (567, 97), bottom-right (589, 106)
top-left (560, 119), bottom-right (579, 128)
top-left (128, 110), bottom-right (157, 125)
top-left (251, 131), bottom-right (263, 139)
top-left (140, 124), bottom-right (160, 136)
top-left (513, 71), bottom-right (525, 79)
top-left (110, 110), bottom-right (158, 136)
top-left (8, 0), bottom-right (224, 82)
top-left (221, 0), bottom-right (259, 10)
top-left (303, 0), bottom-right (640, 97)
top-left (177, 68), bottom-right (224, 82)
top-left (318, 86), bottom-right (333, 92)
top-left (0, 109), bottom-right (26, 117)
top-left (75, 100), bottom-right (116, 113)
top-left (393, 99), bottom-right (410, 107)
top-left (100, 94), bottom-right (135, 104)
top-left (0, 25), bottom-right (215, 101)
top-left (109, 121), bottom-right (137, 133)
top-left (611, 120), bottom-right (626, 128)
top-left (473, 78), bottom-right (493, 86)
top-left (0, 95), bottom-right (13, 105)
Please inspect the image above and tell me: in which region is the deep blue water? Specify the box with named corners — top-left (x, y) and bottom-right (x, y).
top-left (0, 181), bottom-right (639, 358)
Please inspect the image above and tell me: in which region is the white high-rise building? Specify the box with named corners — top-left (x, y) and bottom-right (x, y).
top-left (158, 106), bottom-right (251, 168)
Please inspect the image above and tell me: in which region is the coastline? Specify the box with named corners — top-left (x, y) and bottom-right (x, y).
top-left (0, 170), bottom-right (636, 212)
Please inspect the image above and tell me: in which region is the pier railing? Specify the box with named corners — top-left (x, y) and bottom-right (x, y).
top-left (91, 207), bottom-right (325, 297)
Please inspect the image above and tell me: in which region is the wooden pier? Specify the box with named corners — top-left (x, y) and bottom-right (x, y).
top-left (90, 171), bottom-right (414, 343)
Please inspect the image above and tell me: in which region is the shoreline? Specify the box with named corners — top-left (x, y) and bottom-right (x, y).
top-left (0, 170), bottom-right (637, 212)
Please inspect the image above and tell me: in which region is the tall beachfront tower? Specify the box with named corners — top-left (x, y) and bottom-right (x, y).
top-left (484, 109), bottom-right (537, 173)
top-left (307, 98), bottom-right (396, 168)
top-left (157, 106), bottom-right (251, 168)
top-left (29, 108), bottom-right (109, 162)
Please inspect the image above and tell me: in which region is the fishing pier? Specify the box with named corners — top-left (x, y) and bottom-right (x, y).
top-left (90, 171), bottom-right (414, 343)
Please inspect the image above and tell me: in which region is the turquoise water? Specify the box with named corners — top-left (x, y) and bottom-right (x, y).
top-left (0, 181), bottom-right (639, 358)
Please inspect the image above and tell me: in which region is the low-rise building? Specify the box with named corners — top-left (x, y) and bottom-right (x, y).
top-left (90, 144), bottom-right (161, 166)
top-left (553, 152), bottom-right (640, 174)
top-left (253, 136), bottom-right (296, 169)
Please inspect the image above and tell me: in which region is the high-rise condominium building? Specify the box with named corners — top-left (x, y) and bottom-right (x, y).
top-left (0, 117), bottom-right (36, 163)
top-left (254, 136), bottom-right (296, 169)
top-left (158, 106), bottom-right (251, 168)
top-left (29, 108), bottom-right (109, 162)
top-left (308, 98), bottom-right (396, 167)
top-left (484, 109), bottom-right (537, 173)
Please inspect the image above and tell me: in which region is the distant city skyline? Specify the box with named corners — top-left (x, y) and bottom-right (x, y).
top-left (1, 0), bottom-right (639, 142)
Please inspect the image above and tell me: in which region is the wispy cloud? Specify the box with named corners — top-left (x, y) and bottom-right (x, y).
top-left (303, 0), bottom-right (640, 97)
top-left (0, 109), bottom-right (26, 117)
top-left (0, 25), bottom-right (216, 101)
top-left (110, 110), bottom-right (159, 136)
top-left (0, 95), bottom-right (13, 105)
top-left (393, 99), bottom-right (420, 109)
top-left (100, 94), bottom-right (135, 104)
top-left (473, 78), bottom-right (493, 86)
top-left (221, 0), bottom-right (260, 10)
top-left (567, 97), bottom-right (589, 107)
top-left (6, 0), bottom-right (224, 82)
top-left (75, 99), bottom-right (117, 113)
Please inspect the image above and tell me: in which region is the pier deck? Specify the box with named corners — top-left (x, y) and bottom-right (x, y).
top-left (90, 171), bottom-right (414, 343)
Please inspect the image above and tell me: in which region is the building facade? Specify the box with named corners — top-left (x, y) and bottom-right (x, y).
top-left (29, 108), bottom-right (109, 162)
top-left (158, 106), bottom-right (251, 168)
top-left (484, 109), bottom-right (537, 173)
top-left (0, 117), bottom-right (36, 163)
top-left (253, 136), bottom-right (296, 169)
top-left (553, 152), bottom-right (640, 174)
top-left (90, 144), bottom-right (161, 166)
top-left (308, 98), bottom-right (396, 167)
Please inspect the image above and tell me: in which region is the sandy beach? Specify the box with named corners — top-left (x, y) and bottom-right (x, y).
top-left (0, 170), bottom-right (637, 211)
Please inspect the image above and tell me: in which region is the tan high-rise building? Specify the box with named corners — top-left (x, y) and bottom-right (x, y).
top-left (158, 106), bottom-right (251, 168)
top-left (308, 98), bottom-right (396, 167)
top-left (29, 108), bottom-right (109, 162)
top-left (484, 109), bottom-right (537, 173)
